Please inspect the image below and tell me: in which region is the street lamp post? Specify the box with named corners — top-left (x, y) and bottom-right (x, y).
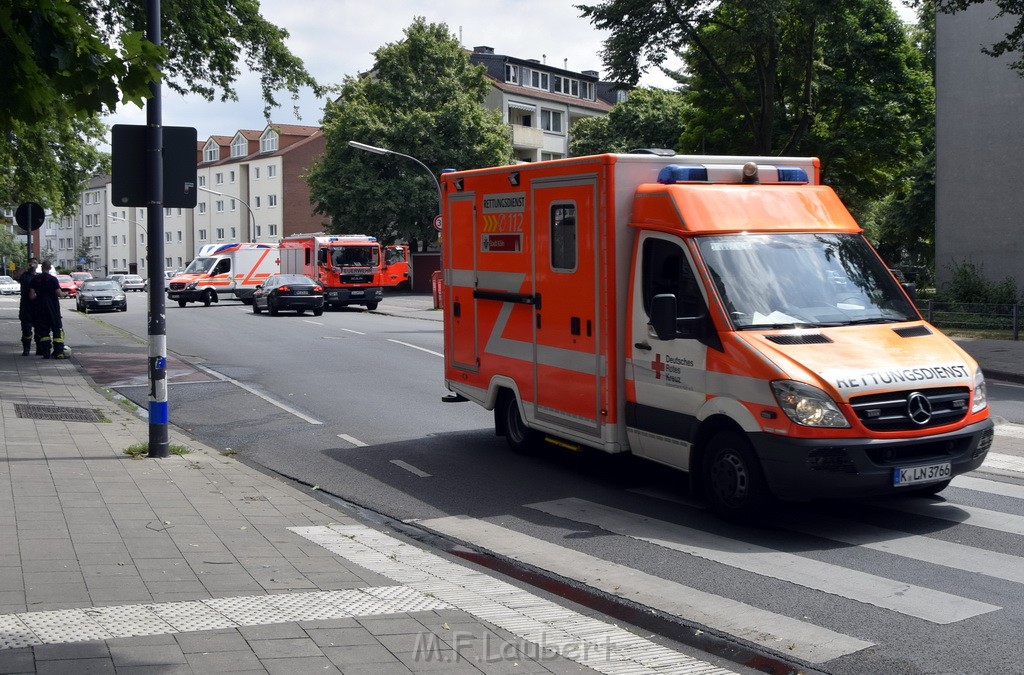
top-left (347, 141), bottom-right (442, 219)
top-left (198, 186), bottom-right (257, 242)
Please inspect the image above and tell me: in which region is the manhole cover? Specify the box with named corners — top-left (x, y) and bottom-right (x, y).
top-left (14, 404), bottom-right (106, 423)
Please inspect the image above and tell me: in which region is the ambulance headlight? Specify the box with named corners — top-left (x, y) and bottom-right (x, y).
top-left (972, 368), bottom-right (988, 413)
top-left (185, 280), bottom-right (198, 290)
top-left (771, 380), bottom-right (850, 428)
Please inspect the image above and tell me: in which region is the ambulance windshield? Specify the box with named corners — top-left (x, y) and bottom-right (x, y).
top-left (696, 233), bottom-right (918, 329)
top-left (331, 246), bottom-right (379, 267)
top-left (183, 257), bottom-right (216, 274)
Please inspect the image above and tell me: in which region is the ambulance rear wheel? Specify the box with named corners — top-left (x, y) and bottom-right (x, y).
top-left (703, 431), bottom-right (771, 520)
top-left (502, 394), bottom-right (541, 454)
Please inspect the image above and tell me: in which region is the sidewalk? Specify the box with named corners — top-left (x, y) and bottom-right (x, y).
top-left (0, 298), bottom-right (744, 674)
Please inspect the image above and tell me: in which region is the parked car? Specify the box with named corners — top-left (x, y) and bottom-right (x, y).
top-left (56, 274), bottom-right (78, 298)
top-left (71, 272), bottom-right (93, 288)
top-left (0, 275), bottom-right (19, 295)
top-left (77, 279), bottom-right (127, 313)
top-left (252, 274), bottom-right (324, 316)
top-left (111, 273), bottom-right (146, 292)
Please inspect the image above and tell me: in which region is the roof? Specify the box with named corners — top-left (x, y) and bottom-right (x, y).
top-left (489, 78), bottom-right (613, 113)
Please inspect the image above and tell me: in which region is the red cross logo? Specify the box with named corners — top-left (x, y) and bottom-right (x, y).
top-left (652, 354), bottom-right (666, 380)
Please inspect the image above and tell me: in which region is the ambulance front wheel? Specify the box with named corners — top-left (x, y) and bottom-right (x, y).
top-left (365, 301), bottom-right (379, 311)
top-left (703, 431), bottom-right (772, 520)
top-left (502, 393), bottom-right (541, 454)
top-left (202, 290), bottom-right (214, 307)
top-left (177, 300), bottom-right (187, 308)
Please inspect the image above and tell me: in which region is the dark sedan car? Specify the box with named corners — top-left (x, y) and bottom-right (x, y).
top-left (252, 274), bottom-right (324, 316)
top-left (77, 279), bottom-right (127, 313)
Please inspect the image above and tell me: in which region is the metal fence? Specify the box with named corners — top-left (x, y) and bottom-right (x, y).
top-left (916, 300), bottom-right (1022, 340)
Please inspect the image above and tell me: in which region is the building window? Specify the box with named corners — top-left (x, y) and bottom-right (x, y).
top-left (203, 141), bottom-right (219, 163)
top-left (254, 196), bottom-right (261, 208)
top-left (268, 194), bottom-right (278, 207)
top-left (524, 68), bottom-right (549, 91)
top-left (267, 165), bottom-right (277, 178)
top-left (166, 257), bottom-right (173, 267)
top-left (268, 224), bottom-right (278, 236)
top-left (215, 172), bottom-right (224, 185)
top-left (178, 231), bottom-right (182, 241)
top-left (230, 199), bottom-right (236, 212)
top-left (199, 229), bottom-right (207, 240)
top-left (121, 235), bottom-right (126, 244)
top-left (254, 167), bottom-right (260, 179)
top-left (215, 200), bottom-right (224, 213)
top-left (198, 202), bottom-right (207, 214)
top-left (111, 235), bottom-right (117, 246)
top-left (550, 203), bottom-right (577, 272)
top-left (216, 228), bottom-right (225, 240)
top-left (198, 175), bottom-right (206, 187)
top-left (229, 170), bottom-right (236, 183)
top-left (230, 227), bottom-right (237, 239)
top-left (165, 208), bottom-right (172, 216)
top-left (504, 64), bottom-right (518, 84)
top-left (260, 129), bottom-right (279, 153)
top-left (165, 231), bottom-right (172, 242)
top-left (140, 233), bottom-right (145, 243)
top-left (541, 109), bottom-right (563, 133)
top-left (94, 236), bottom-right (101, 247)
top-left (231, 136), bottom-right (247, 157)
top-left (256, 225), bottom-right (262, 237)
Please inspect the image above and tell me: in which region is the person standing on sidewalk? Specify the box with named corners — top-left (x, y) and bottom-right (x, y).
top-left (28, 260), bottom-right (68, 359)
top-left (17, 257), bottom-right (39, 356)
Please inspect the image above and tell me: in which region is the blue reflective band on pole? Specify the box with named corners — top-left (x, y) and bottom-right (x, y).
top-left (149, 401), bottom-right (169, 424)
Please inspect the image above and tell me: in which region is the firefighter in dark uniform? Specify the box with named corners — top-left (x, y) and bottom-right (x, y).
top-left (17, 257), bottom-right (39, 356)
top-left (28, 261), bottom-right (68, 359)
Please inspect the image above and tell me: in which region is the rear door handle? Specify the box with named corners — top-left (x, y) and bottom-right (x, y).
top-left (634, 342), bottom-right (652, 351)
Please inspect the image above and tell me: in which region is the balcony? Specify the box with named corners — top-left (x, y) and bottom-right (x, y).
top-left (510, 124), bottom-right (543, 149)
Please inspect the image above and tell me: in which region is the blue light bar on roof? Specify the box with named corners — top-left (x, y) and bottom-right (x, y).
top-left (657, 164), bottom-right (708, 184)
top-left (776, 166), bottom-right (809, 183)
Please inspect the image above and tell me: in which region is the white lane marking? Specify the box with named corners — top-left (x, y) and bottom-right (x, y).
top-left (0, 586), bottom-right (445, 650)
top-left (292, 524), bottom-right (739, 675)
top-left (952, 474), bottom-right (1024, 499)
top-left (872, 497), bottom-right (1024, 535)
top-left (984, 451), bottom-right (1024, 474)
top-left (193, 364), bottom-right (322, 425)
top-left (774, 510), bottom-right (1024, 586)
top-left (342, 328), bottom-right (365, 335)
top-left (528, 498), bottom-right (997, 625)
top-left (303, 319), bottom-right (324, 326)
top-left (337, 434), bottom-right (367, 447)
top-left (994, 424), bottom-right (1024, 439)
top-left (390, 460), bottom-right (431, 477)
top-left (414, 516), bottom-right (871, 663)
top-left (388, 339), bottom-right (443, 358)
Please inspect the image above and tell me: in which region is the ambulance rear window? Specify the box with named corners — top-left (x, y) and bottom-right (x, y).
top-left (550, 203), bottom-right (577, 272)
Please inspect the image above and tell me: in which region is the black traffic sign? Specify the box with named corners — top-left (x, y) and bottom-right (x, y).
top-left (14, 202), bottom-right (45, 232)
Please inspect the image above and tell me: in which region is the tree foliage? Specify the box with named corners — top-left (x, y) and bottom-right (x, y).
top-left (307, 18), bottom-right (513, 247)
top-left (578, 0), bottom-right (932, 219)
top-left (569, 87), bottom-right (689, 155)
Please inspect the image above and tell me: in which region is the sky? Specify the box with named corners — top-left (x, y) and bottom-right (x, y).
top-left (101, 0), bottom-right (918, 143)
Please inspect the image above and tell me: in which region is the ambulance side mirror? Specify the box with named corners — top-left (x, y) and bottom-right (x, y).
top-left (317, 249), bottom-right (327, 265)
top-left (650, 294), bottom-right (678, 341)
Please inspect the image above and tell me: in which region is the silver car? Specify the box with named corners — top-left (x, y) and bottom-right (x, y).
top-left (111, 273), bottom-right (146, 292)
top-left (0, 275), bottom-right (20, 295)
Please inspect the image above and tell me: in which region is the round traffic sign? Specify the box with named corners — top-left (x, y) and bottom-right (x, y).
top-left (433, 214), bottom-right (443, 232)
top-left (15, 202), bottom-right (45, 232)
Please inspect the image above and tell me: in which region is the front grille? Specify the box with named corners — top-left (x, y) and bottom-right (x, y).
top-left (850, 386), bottom-right (970, 432)
top-left (864, 436), bottom-right (969, 465)
top-left (169, 282), bottom-right (186, 291)
top-left (341, 275), bottom-right (371, 284)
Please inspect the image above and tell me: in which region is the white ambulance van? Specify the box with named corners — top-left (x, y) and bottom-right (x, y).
top-left (440, 153), bottom-right (994, 518)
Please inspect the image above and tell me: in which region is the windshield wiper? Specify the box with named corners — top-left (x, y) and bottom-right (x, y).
top-left (740, 322), bottom-right (838, 330)
top-left (840, 317), bottom-right (908, 326)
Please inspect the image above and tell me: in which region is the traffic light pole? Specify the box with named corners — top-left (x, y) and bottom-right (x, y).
top-left (146, 0), bottom-right (169, 458)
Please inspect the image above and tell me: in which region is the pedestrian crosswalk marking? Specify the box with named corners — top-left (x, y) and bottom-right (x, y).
top-left (293, 524), bottom-right (739, 675)
top-left (416, 515), bottom-right (873, 663)
top-left (952, 474), bottom-right (1024, 499)
top-left (870, 497), bottom-right (1024, 535)
top-left (527, 498), bottom-right (999, 625)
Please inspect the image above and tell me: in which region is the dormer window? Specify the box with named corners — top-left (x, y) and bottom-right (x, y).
top-left (260, 129), bottom-right (279, 153)
top-left (504, 64), bottom-right (519, 84)
top-left (203, 140), bottom-right (219, 163)
top-left (231, 135), bottom-right (247, 158)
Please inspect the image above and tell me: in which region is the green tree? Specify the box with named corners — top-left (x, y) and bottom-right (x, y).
top-left (75, 237), bottom-right (100, 271)
top-left (307, 18), bottom-right (513, 248)
top-left (579, 0), bottom-right (931, 218)
top-left (0, 224), bottom-right (28, 272)
top-left (569, 87), bottom-right (689, 155)
top-left (2, 0), bottom-right (320, 215)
